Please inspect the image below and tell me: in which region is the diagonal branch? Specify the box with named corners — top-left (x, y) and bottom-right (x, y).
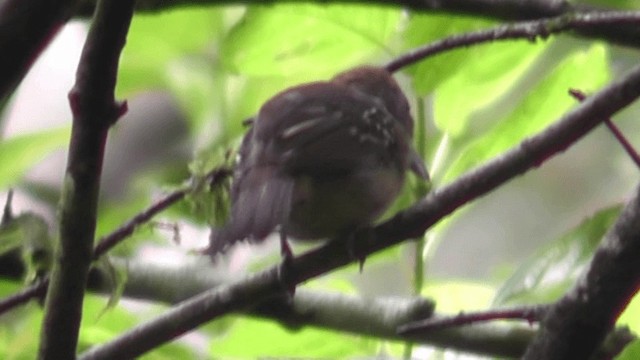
top-left (78, 59), bottom-right (640, 360)
top-left (0, 0), bottom-right (79, 106)
top-left (5, 8), bottom-right (638, 319)
top-left (37, 0), bottom-right (135, 358)
top-left (522, 185), bottom-right (640, 358)
top-left (386, 11), bottom-right (640, 73)
top-left (89, 257), bottom-right (535, 358)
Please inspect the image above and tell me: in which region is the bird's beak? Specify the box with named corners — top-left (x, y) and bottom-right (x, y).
top-left (409, 147), bottom-right (429, 181)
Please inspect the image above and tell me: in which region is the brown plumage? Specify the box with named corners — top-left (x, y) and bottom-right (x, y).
top-left (207, 66), bottom-right (428, 256)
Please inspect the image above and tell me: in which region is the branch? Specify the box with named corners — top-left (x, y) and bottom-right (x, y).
top-left (73, 1), bottom-right (640, 48)
top-left (570, 89), bottom-right (640, 169)
top-left (37, 0), bottom-right (135, 358)
top-left (522, 184), bottom-right (640, 359)
top-left (0, 166), bottom-right (231, 316)
top-left (0, 250), bottom-right (631, 359)
top-left (78, 59), bottom-right (640, 360)
top-left (87, 258), bottom-right (537, 358)
top-left (397, 305), bottom-right (549, 334)
top-left (386, 11), bottom-right (640, 72)
top-left (0, 0), bottom-right (78, 104)
top-left (2, 2), bottom-right (638, 128)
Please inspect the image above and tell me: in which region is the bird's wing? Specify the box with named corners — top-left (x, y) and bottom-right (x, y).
top-left (255, 82), bottom-right (404, 177)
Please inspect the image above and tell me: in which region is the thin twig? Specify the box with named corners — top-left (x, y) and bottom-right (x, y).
top-left (397, 305), bottom-right (549, 334)
top-left (569, 89), bottom-right (640, 169)
top-left (386, 11), bottom-right (640, 73)
top-left (79, 59), bottom-right (640, 360)
top-left (0, 280), bottom-right (46, 314)
top-left (0, 167), bottom-right (231, 317)
top-left (93, 167), bottom-right (230, 258)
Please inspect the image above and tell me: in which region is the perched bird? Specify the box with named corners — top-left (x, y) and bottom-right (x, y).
top-left (207, 66), bottom-right (428, 256)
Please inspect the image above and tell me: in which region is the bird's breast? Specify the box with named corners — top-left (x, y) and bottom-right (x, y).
top-left (285, 166), bottom-right (405, 240)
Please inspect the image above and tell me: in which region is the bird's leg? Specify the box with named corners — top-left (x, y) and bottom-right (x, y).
top-left (345, 227), bottom-right (374, 273)
top-left (277, 230), bottom-right (296, 297)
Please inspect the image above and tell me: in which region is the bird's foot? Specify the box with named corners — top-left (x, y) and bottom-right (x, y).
top-left (277, 232), bottom-right (296, 298)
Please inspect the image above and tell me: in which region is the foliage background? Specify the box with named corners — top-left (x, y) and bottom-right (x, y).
top-left (1, 1), bottom-right (640, 358)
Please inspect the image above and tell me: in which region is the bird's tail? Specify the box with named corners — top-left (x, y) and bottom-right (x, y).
top-left (207, 167), bottom-right (294, 256)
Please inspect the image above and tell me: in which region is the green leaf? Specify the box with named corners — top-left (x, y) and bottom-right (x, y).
top-left (0, 127), bottom-right (70, 190)
top-left (422, 280), bottom-right (494, 312)
top-left (117, 7), bottom-right (224, 96)
top-left (618, 292), bottom-right (640, 333)
top-left (164, 57), bottom-right (222, 133)
top-left (582, 0), bottom-right (640, 9)
top-left (221, 4), bottom-right (402, 77)
top-left (615, 339), bottom-right (640, 360)
top-left (0, 302), bottom-right (43, 359)
top-left (493, 205), bottom-right (621, 306)
top-left (79, 295), bottom-right (197, 359)
top-left (210, 317), bottom-right (377, 358)
top-left (403, 14), bottom-right (494, 94)
top-left (445, 44), bottom-right (610, 181)
top-left (434, 40), bottom-right (548, 137)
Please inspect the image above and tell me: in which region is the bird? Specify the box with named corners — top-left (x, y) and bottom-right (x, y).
top-left (207, 65), bottom-right (428, 257)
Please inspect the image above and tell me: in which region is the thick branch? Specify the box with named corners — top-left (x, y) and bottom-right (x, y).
top-left (73, 0), bottom-right (640, 48)
top-left (37, 0), bottom-right (135, 358)
top-left (522, 184), bottom-right (640, 359)
top-left (0, 0), bottom-right (78, 105)
top-left (87, 258), bottom-right (538, 358)
top-left (78, 60), bottom-right (640, 360)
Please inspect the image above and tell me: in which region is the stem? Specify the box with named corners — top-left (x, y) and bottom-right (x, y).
top-left (37, 0), bottom-right (134, 358)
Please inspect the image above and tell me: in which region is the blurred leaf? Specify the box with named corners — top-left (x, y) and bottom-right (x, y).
top-left (445, 44), bottom-right (609, 181)
top-left (618, 292), bottom-right (640, 334)
top-left (221, 4), bottom-right (401, 77)
top-left (0, 303), bottom-right (43, 359)
top-left (0, 127), bottom-right (70, 190)
top-left (210, 316), bottom-right (377, 358)
top-left (0, 203), bottom-right (52, 282)
top-left (493, 205), bottom-right (621, 306)
top-left (165, 56), bottom-right (224, 135)
top-left (582, 0), bottom-right (640, 9)
top-left (615, 339), bottom-right (640, 360)
top-left (93, 257), bottom-right (128, 311)
top-left (434, 40), bottom-right (548, 136)
top-left (17, 214), bottom-right (52, 282)
top-left (117, 7), bottom-right (224, 96)
top-left (422, 280), bottom-right (494, 312)
top-left (403, 14), bottom-right (494, 94)
top-left (79, 295), bottom-right (196, 359)
top-left (0, 224), bottom-right (21, 257)
top-left (94, 190), bottom-right (162, 257)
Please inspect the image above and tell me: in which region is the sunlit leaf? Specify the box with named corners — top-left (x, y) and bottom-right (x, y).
top-left (210, 316), bottom-right (377, 358)
top-left (434, 40), bottom-right (548, 136)
top-left (79, 295), bottom-right (197, 359)
top-left (422, 280), bottom-right (494, 312)
top-left (445, 44), bottom-right (609, 181)
top-left (615, 339), bottom-right (640, 360)
top-left (221, 4), bottom-right (401, 77)
top-left (403, 13), bottom-right (494, 94)
top-left (618, 292), bottom-right (640, 334)
top-left (117, 7), bottom-right (224, 96)
top-left (0, 127), bottom-right (70, 190)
